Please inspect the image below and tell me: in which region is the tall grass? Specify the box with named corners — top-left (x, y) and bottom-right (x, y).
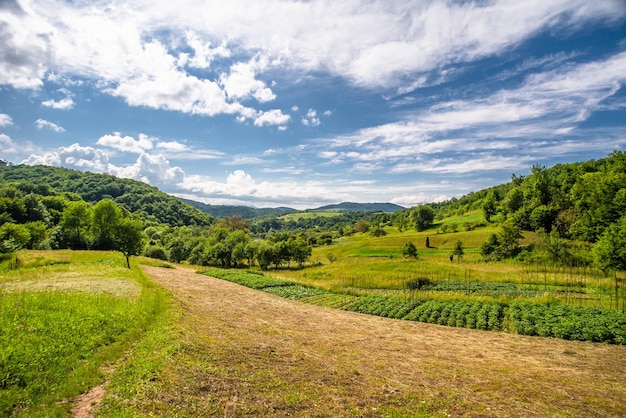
top-left (0, 250), bottom-right (169, 416)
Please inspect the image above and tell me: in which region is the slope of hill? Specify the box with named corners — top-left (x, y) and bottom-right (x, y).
top-left (310, 202), bottom-right (404, 213)
top-left (181, 198), bottom-right (296, 219)
top-left (0, 165), bottom-right (212, 227)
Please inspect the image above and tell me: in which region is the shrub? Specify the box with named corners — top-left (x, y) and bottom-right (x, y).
top-left (144, 246), bottom-right (168, 261)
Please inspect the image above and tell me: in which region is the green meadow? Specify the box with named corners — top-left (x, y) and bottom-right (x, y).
top-left (0, 251), bottom-right (169, 417)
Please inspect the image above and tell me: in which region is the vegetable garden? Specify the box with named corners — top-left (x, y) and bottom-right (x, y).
top-left (200, 268), bottom-right (626, 344)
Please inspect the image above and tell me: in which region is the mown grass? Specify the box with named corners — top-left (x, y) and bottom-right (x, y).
top-left (204, 268), bottom-right (626, 344)
top-left (0, 250), bottom-right (169, 417)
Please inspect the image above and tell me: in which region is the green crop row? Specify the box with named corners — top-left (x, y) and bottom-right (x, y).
top-left (505, 302), bottom-right (626, 344)
top-left (342, 295), bottom-right (422, 319)
top-left (202, 269), bottom-right (626, 344)
top-left (263, 284), bottom-right (327, 299)
top-left (403, 300), bottom-right (503, 330)
top-left (200, 268), bottom-right (292, 289)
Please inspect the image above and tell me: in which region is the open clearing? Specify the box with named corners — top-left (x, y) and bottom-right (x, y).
top-left (135, 265), bottom-right (626, 417)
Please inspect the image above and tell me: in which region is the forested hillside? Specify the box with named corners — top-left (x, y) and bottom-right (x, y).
top-left (392, 151), bottom-right (626, 270)
top-left (0, 165), bottom-right (212, 227)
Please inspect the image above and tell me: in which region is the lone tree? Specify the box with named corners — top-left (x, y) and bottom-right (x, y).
top-left (452, 240), bottom-right (464, 262)
top-left (402, 241), bottom-right (418, 259)
top-left (114, 218), bottom-right (144, 268)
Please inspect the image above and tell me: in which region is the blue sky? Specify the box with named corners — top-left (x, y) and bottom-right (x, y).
top-left (1, 0), bottom-right (626, 209)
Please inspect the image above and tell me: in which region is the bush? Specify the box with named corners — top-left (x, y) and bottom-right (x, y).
top-left (406, 277), bottom-right (430, 290)
top-left (144, 246), bottom-right (168, 261)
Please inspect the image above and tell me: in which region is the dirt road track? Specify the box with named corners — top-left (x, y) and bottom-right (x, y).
top-left (142, 265), bottom-right (626, 417)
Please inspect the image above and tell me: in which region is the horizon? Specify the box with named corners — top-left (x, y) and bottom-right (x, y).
top-left (1, 1), bottom-right (626, 210)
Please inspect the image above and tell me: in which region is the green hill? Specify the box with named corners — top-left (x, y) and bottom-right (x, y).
top-left (310, 202), bottom-right (404, 213)
top-left (0, 165), bottom-right (212, 227)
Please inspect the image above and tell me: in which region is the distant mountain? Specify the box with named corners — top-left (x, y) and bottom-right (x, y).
top-left (181, 199), bottom-right (404, 218)
top-left (310, 202), bottom-right (404, 213)
top-left (181, 199), bottom-right (296, 219)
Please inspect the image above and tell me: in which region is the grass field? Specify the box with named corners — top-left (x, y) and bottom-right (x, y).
top-left (0, 250), bottom-right (169, 417)
top-left (2, 250), bottom-right (626, 416)
top-left (279, 211), bottom-right (343, 222)
top-left (268, 221), bottom-right (622, 311)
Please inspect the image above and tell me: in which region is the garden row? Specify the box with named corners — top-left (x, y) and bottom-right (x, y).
top-left (199, 269), bottom-right (626, 344)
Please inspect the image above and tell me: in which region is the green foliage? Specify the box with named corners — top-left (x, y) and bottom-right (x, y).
top-left (0, 223), bottom-right (30, 253)
top-left (411, 205), bottom-right (434, 231)
top-left (114, 218), bottom-right (145, 268)
top-left (452, 240), bottom-right (464, 260)
top-left (0, 165), bottom-right (212, 227)
top-left (200, 268), bottom-right (292, 289)
top-left (402, 241), bottom-right (418, 258)
top-left (92, 199), bottom-right (121, 250)
top-left (482, 190), bottom-right (497, 222)
top-left (505, 302), bottom-right (626, 344)
top-left (594, 215), bottom-right (626, 272)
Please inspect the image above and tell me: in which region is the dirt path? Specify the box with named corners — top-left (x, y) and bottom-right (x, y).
top-left (140, 265), bottom-right (626, 417)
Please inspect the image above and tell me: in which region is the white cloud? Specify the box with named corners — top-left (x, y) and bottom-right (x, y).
top-left (156, 140), bottom-right (190, 152)
top-left (220, 57), bottom-right (275, 103)
top-left (22, 143), bottom-right (110, 171)
top-left (254, 109), bottom-right (290, 127)
top-left (35, 118), bottom-right (65, 132)
top-left (0, 114), bottom-right (13, 127)
top-left (41, 97), bottom-right (74, 110)
top-left (3, 0), bottom-right (621, 102)
top-left (0, 133), bottom-right (18, 154)
top-left (97, 133), bottom-right (154, 153)
top-left (108, 153), bottom-right (185, 185)
top-left (179, 169), bottom-right (347, 208)
top-left (184, 31), bottom-right (230, 69)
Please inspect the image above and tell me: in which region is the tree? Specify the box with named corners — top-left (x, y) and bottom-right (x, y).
top-left (290, 238), bottom-right (312, 267)
top-left (92, 200), bottom-right (121, 250)
top-left (499, 222), bottom-right (523, 257)
top-left (402, 241), bottom-right (418, 259)
top-left (370, 224), bottom-right (386, 237)
top-left (411, 205), bottom-right (434, 232)
top-left (114, 217), bottom-right (144, 268)
top-left (480, 233), bottom-right (501, 261)
top-left (0, 223), bottom-right (30, 253)
top-left (452, 240), bottom-right (464, 261)
top-left (482, 191), bottom-right (497, 222)
top-left (61, 201), bottom-right (92, 249)
top-left (594, 215), bottom-right (626, 272)
top-left (355, 220), bottom-right (369, 233)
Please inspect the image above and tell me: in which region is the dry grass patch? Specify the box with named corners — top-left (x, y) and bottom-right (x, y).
top-left (132, 265), bottom-right (626, 417)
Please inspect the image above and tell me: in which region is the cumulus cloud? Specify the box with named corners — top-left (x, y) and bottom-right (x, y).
top-left (253, 109), bottom-right (290, 127)
top-left (3, 0), bottom-right (621, 108)
top-left (0, 114), bottom-right (13, 127)
top-left (97, 132), bottom-right (154, 153)
top-left (0, 133), bottom-right (18, 154)
top-left (179, 169), bottom-right (347, 208)
top-left (22, 143), bottom-right (110, 171)
top-left (35, 118), bottom-right (65, 132)
top-left (108, 153), bottom-right (185, 185)
top-left (220, 57), bottom-right (276, 103)
top-left (41, 97), bottom-right (74, 110)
